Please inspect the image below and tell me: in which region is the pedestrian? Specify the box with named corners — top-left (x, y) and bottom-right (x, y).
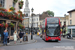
top-left (7, 36), bottom-right (10, 44)
top-left (13, 31), bottom-right (17, 44)
top-left (3, 30), bottom-right (8, 46)
top-left (19, 31), bottom-right (24, 43)
top-left (7, 30), bottom-right (10, 44)
top-left (35, 31), bottom-right (37, 34)
top-left (62, 25), bottom-right (66, 38)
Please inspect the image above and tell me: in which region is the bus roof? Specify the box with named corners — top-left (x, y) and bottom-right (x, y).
top-left (45, 17), bottom-right (60, 20)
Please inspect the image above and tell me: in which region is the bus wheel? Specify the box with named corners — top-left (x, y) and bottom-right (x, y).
top-left (58, 41), bottom-right (61, 43)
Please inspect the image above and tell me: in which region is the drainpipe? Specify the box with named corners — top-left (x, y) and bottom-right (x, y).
top-left (71, 28), bottom-right (73, 39)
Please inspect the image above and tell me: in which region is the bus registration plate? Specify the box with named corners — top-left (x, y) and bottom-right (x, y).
top-left (51, 37), bottom-right (55, 41)
top-left (52, 39), bottom-right (55, 41)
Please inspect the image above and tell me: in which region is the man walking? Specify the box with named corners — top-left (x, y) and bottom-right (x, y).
top-left (3, 30), bottom-right (8, 46)
top-left (19, 31), bottom-right (24, 43)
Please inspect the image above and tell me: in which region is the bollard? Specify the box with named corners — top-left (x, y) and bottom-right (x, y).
top-left (26, 36), bottom-right (28, 41)
top-left (31, 34), bottom-right (33, 40)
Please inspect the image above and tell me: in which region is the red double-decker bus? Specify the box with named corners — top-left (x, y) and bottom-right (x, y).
top-left (41, 17), bottom-right (61, 42)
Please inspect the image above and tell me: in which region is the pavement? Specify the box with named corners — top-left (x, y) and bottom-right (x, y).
top-left (0, 34), bottom-right (36, 47)
top-left (0, 35), bottom-right (75, 50)
top-left (61, 36), bottom-right (75, 40)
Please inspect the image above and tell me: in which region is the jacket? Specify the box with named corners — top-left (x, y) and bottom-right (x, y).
top-left (4, 32), bottom-right (8, 37)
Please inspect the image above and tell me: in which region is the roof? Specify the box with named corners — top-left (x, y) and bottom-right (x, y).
top-left (39, 12), bottom-right (49, 20)
top-left (55, 15), bottom-right (69, 20)
top-left (67, 9), bottom-right (75, 13)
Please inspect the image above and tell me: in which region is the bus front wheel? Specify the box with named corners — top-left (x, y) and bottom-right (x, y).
top-left (57, 40), bottom-right (61, 43)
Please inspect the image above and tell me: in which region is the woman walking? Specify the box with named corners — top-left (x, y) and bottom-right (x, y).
top-left (13, 31), bottom-right (17, 44)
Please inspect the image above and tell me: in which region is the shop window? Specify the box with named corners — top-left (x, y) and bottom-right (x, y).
top-left (72, 29), bottom-right (75, 37)
top-left (68, 29), bottom-right (71, 34)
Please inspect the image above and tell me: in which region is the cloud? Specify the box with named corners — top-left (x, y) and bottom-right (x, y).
top-left (21, 0), bottom-right (75, 17)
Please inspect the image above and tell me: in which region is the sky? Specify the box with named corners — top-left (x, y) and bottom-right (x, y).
top-left (21, 0), bottom-right (75, 17)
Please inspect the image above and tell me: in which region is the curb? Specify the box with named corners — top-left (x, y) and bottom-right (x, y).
top-left (0, 40), bottom-right (37, 47)
top-left (62, 37), bottom-right (75, 40)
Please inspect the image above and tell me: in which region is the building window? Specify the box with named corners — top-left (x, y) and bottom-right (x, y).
top-left (70, 13), bottom-right (72, 17)
top-left (72, 29), bottom-right (75, 37)
top-left (37, 18), bottom-right (38, 21)
top-left (0, 0), bottom-right (5, 7)
top-left (13, 2), bottom-right (15, 8)
top-left (68, 29), bottom-right (71, 33)
top-left (70, 20), bottom-right (72, 24)
top-left (26, 14), bottom-right (28, 17)
top-left (1, 1), bottom-right (2, 4)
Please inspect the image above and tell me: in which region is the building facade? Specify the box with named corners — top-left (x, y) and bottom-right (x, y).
top-left (67, 9), bottom-right (75, 37)
top-left (57, 15), bottom-right (69, 27)
top-left (0, 0), bottom-right (23, 41)
top-left (0, 0), bottom-right (20, 12)
top-left (23, 0), bottom-right (30, 34)
top-left (39, 12), bottom-right (49, 26)
top-left (24, 0), bottom-right (30, 17)
top-left (29, 14), bottom-right (40, 33)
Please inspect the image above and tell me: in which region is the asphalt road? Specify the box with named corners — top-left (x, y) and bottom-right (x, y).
top-left (0, 35), bottom-right (75, 50)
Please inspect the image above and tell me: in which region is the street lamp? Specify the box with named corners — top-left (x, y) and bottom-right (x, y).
top-left (31, 8), bottom-right (34, 40)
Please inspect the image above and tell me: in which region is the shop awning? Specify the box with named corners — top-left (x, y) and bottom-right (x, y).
top-left (68, 26), bottom-right (75, 29)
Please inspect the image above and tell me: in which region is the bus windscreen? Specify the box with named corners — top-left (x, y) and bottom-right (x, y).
top-left (46, 18), bottom-right (60, 36)
top-left (46, 25), bottom-right (60, 36)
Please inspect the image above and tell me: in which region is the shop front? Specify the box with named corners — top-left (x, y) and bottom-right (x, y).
top-left (68, 25), bottom-right (75, 37)
top-left (0, 16), bottom-right (22, 42)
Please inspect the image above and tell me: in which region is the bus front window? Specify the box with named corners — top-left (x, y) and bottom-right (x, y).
top-left (46, 24), bottom-right (60, 36)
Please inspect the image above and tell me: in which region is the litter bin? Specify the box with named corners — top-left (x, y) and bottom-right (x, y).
top-left (23, 35), bottom-right (28, 41)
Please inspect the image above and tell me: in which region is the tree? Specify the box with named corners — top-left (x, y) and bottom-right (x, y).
top-left (46, 10), bottom-right (54, 17)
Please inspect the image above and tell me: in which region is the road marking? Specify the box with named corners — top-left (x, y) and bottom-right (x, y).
top-left (27, 48), bottom-right (75, 50)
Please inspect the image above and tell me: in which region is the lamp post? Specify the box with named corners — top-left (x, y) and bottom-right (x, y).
top-left (31, 8), bottom-right (34, 40)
